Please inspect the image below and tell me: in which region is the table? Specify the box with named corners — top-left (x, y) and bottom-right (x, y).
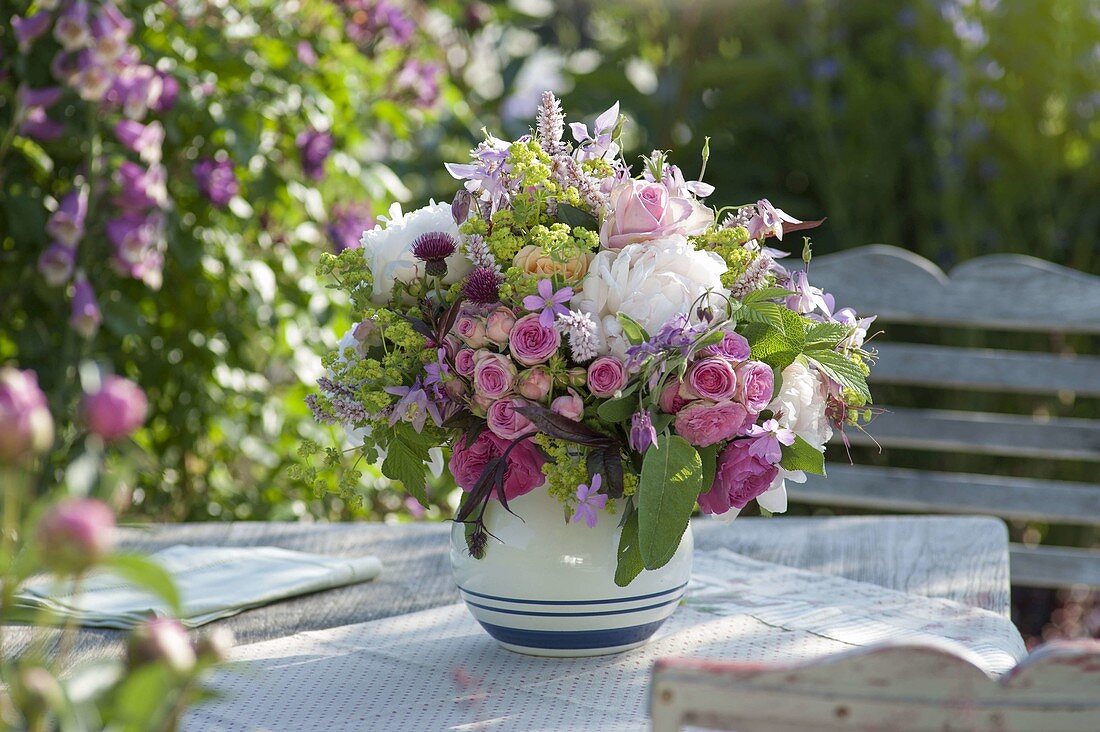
top-left (4, 515), bottom-right (1012, 674)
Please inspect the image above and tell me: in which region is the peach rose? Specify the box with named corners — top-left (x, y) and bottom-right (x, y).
top-left (513, 244), bottom-right (594, 281)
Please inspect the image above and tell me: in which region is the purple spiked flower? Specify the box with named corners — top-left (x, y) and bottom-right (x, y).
top-left (13, 12), bottom-right (52, 53)
top-left (463, 267), bottom-right (503, 305)
top-left (46, 188), bottom-right (88, 247)
top-left (411, 231), bottom-right (458, 278)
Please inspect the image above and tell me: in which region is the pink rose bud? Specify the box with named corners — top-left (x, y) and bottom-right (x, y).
top-left (444, 378), bottom-right (467, 399)
top-left (127, 618), bottom-right (196, 675)
top-left (454, 348), bottom-right (477, 377)
top-left (473, 352), bottom-right (516, 400)
top-left (508, 313), bottom-right (561, 366)
top-left (566, 368), bottom-right (588, 388)
top-left (687, 357), bottom-right (738, 401)
top-left (0, 368), bottom-right (55, 465)
top-left (454, 314), bottom-right (488, 348)
top-left (82, 375), bottom-right (148, 442)
top-left (515, 367), bottom-right (552, 401)
top-left (36, 498), bottom-right (116, 573)
top-left (658, 377), bottom-right (690, 414)
top-left (194, 627), bottom-right (235, 663)
top-left (470, 392), bottom-right (493, 416)
top-left (486, 398), bottom-right (536, 440)
top-left (485, 306), bottom-right (517, 347)
top-left (586, 356), bottom-right (626, 398)
top-left (550, 389), bottom-right (584, 421)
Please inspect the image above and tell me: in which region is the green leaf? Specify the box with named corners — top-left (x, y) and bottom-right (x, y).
top-left (740, 301), bottom-right (786, 330)
top-left (651, 412), bottom-right (675, 434)
top-left (380, 424), bottom-right (431, 505)
top-left (614, 507), bottom-right (644, 587)
top-left (744, 308), bottom-right (809, 369)
top-left (637, 435), bottom-right (702, 571)
top-left (742, 287), bottom-right (794, 304)
top-left (616, 312), bottom-right (650, 345)
top-left (557, 202), bottom-right (599, 231)
top-left (804, 321), bottom-right (851, 348)
top-left (806, 349), bottom-right (872, 404)
top-left (697, 444), bottom-right (719, 492)
top-left (597, 395), bottom-right (637, 424)
top-left (103, 555), bottom-right (182, 614)
top-left (779, 435), bottom-right (826, 476)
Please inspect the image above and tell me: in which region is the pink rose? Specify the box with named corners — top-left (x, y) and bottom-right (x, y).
top-left (0, 367), bottom-right (54, 464)
top-left (586, 356), bottom-right (625, 398)
top-left (508, 313), bottom-right (561, 366)
top-left (599, 179), bottom-right (714, 250)
top-left (515, 367), bottom-right (552, 401)
top-left (82, 376), bottom-right (147, 442)
top-left (704, 331), bottom-right (751, 361)
top-left (658, 378), bottom-right (690, 414)
top-left (127, 617), bottom-right (197, 674)
top-left (36, 498), bottom-right (116, 573)
top-left (673, 400), bottom-right (753, 447)
top-left (473, 352), bottom-right (516, 399)
top-left (550, 388), bottom-right (584, 420)
top-left (449, 429), bottom-right (546, 501)
top-left (486, 398), bottom-right (537, 440)
top-left (485, 306), bottom-right (517, 347)
top-left (735, 360), bottom-right (775, 413)
top-left (455, 314), bottom-right (488, 348)
top-left (697, 439), bottom-right (779, 515)
top-left (454, 348), bottom-right (477, 377)
top-left (687, 357), bottom-right (738, 401)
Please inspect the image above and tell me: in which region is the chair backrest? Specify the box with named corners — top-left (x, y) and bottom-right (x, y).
top-left (788, 245), bottom-right (1100, 588)
top-left (649, 640), bottom-right (1100, 731)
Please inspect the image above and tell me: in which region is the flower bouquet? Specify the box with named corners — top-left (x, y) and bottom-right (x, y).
top-left (311, 93), bottom-right (876, 655)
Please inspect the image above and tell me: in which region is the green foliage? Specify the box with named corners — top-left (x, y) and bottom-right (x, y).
top-left (637, 434), bottom-right (702, 571)
top-left (614, 506), bottom-right (644, 587)
top-left (380, 423), bottom-right (435, 506)
top-left (779, 435), bottom-right (827, 476)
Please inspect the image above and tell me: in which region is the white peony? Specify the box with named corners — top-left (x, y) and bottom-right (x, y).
top-left (571, 235), bottom-right (728, 359)
top-left (359, 201), bottom-right (473, 304)
top-left (769, 360), bottom-right (833, 450)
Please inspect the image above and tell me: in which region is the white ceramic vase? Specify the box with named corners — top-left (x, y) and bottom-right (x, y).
top-left (449, 486), bottom-right (693, 657)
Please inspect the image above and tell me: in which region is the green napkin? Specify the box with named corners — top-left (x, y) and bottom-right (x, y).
top-left (16, 545), bottom-right (383, 629)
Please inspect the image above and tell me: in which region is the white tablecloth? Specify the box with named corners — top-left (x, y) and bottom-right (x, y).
top-left (186, 551), bottom-right (1025, 731)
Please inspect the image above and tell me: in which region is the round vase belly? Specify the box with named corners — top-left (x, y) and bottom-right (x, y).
top-left (449, 487), bottom-right (693, 658)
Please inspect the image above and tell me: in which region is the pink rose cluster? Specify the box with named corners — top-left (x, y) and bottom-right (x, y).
top-left (448, 430), bottom-right (546, 501)
top-left (656, 330), bottom-right (774, 449)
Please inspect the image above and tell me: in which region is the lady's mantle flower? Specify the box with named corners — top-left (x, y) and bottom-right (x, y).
top-left (522, 279), bottom-right (573, 328)
top-left (570, 474), bottom-right (607, 528)
top-left (745, 419), bottom-right (795, 464)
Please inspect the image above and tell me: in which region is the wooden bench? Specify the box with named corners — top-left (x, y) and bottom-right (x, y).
top-left (790, 245), bottom-right (1100, 589)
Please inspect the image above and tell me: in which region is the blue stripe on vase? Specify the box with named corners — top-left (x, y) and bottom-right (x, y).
top-left (478, 619), bottom-right (668, 650)
top-left (456, 581), bottom-right (688, 607)
top-left (463, 593), bottom-right (683, 618)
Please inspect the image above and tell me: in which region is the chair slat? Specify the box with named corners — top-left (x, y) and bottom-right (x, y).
top-left (871, 343), bottom-right (1100, 397)
top-left (789, 464), bottom-right (1100, 526)
top-left (844, 407), bottom-right (1100, 461)
top-left (805, 245), bottom-right (1100, 333)
top-left (1009, 544), bottom-right (1100, 589)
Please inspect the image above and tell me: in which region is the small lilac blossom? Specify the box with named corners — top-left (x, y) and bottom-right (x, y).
top-left (629, 411), bottom-right (658, 453)
top-left (745, 419), bottom-right (796, 464)
top-left (14, 12), bottom-right (52, 53)
top-left (70, 275), bottom-right (102, 338)
top-left (192, 158), bottom-right (238, 207)
top-left (54, 0), bottom-right (91, 51)
top-left (523, 279), bottom-right (573, 328)
top-left (46, 188), bottom-right (88, 246)
top-left (297, 128), bottom-right (334, 181)
top-left (570, 474), bottom-right (608, 528)
top-left (38, 244), bottom-right (76, 287)
top-left (746, 199), bottom-right (802, 241)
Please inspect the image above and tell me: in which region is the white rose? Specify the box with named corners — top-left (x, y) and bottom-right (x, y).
top-left (571, 235), bottom-right (728, 359)
top-left (359, 201), bottom-right (473, 304)
top-left (769, 360), bottom-right (833, 449)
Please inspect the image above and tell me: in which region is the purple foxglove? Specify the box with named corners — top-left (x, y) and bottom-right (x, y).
top-left (192, 157), bottom-right (239, 207)
top-left (109, 64), bottom-right (162, 119)
top-left (20, 107), bottom-right (64, 141)
top-left (72, 50), bottom-right (114, 101)
top-left (89, 2), bottom-right (132, 61)
top-left (18, 85), bottom-right (64, 109)
top-left (38, 244), bottom-right (76, 287)
top-left (46, 188), bottom-right (88, 247)
top-left (296, 128), bottom-right (334, 181)
top-left (13, 12), bottom-right (52, 52)
top-left (114, 161), bottom-right (167, 212)
top-left (0, 367), bottom-right (55, 465)
top-left (115, 119), bottom-right (164, 164)
top-left (70, 276), bottom-right (102, 338)
top-left (54, 0), bottom-right (91, 52)
top-left (151, 71), bottom-right (179, 112)
top-left (326, 201), bottom-right (374, 253)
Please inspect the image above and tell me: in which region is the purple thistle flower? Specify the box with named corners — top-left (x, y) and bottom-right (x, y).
top-left (523, 279), bottom-right (573, 328)
top-left (326, 202), bottom-right (374, 253)
top-left (745, 419), bottom-right (796, 465)
top-left (38, 244), bottom-right (77, 287)
top-left (463, 267), bottom-right (503, 305)
top-left (192, 157), bottom-right (239, 207)
top-left (570, 474), bottom-right (607, 528)
top-left (629, 411), bottom-right (658, 453)
top-left (46, 188), bottom-right (89, 247)
top-left (411, 231), bottom-right (458, 278)
top-left (296, 128), bottom-right (334, 181)
top-left (13, 12), bottom-right (52, 53)
top-left (70, 276), bottom-right (102, 338)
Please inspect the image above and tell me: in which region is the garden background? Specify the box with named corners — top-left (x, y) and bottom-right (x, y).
top-left (2, 0), bottom-right (1098, 642)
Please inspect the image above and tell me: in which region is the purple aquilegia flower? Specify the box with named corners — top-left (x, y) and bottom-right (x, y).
top-left (445, 133), bottom-right (514, 214)
top-left (385, 380), bottom-right (444, 433)
top-left (629, 411), bottom-right (658, 453)
top-left (832, 308), bottom-right (877, 351)
top-left (746, 199), bottom-right (802, 241)
top-left (70, 275), bottom-right (102, 338)
top-left (193, 158), bottom-right (239, 207)
top-left (38, 244), bottom-right (76, 287)
top-left (785, 270), bottom-right (832, 317)
top-left (745, 419), bottom-right (796, 465)
top-left (297, 128), bottom-right (334, 181)
top-left (115, 120), bottom-right (164, 164)
top-left (522, 279), bottom-right (573, 328)
top-left (570, 474), bottom-right (608, 528)
top-left (569, 102), bottom-right (620, 162)
top-left (327, 202), bottom-right (374, 253)
top-left (46, 188), bottom-right (89, 247)
top-left (13, 12), bottom-right (52, 53)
